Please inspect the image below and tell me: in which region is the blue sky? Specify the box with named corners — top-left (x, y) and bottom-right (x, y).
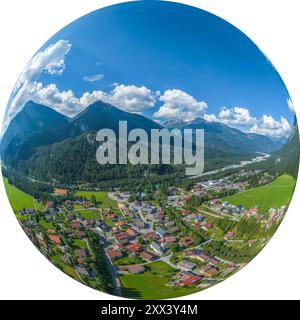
top-left (4, 0), bottom-right (294, 138)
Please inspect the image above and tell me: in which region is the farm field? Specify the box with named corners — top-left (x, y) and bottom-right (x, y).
top-left (75, 191), bottom-right (117, 208)
top-left (3, 177), bottom-right (44, 213)
top-left (223, 174), bottom-right (296, 214)
top-left (119, 261), bottom-right (200, 299)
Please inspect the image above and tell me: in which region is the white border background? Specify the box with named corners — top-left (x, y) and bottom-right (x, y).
top-left (0, 0), bottom-right (299, 300)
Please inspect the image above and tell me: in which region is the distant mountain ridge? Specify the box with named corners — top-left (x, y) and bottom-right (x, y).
top-left (0, 100), bottom-right (291, 183)
top-left (274, 116), bottom-right (300, 178)
top-left (164, 117), bottom-right (282, 154)
top-left (0, 100), bottom-right (162, 163)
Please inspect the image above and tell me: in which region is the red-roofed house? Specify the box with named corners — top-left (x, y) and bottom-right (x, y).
top-left (48, 235), bottom-right (61, 245)
top-left (180, 236), bottom-right (194, 247)
top-left (181, 275), bottom-right (202, 287)
top-left (126, 243), bottom-right (142, 253)
top-left (160, 236), bottom-right (177, 244)
top-left (126, 228), bottom-right (137, 237)
top-left (53, 188), bottom-right (69, 195)
top-left (107, 249), bottom-right (123, 260)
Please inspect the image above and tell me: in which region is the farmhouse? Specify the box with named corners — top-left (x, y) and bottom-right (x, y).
top-left (126, 228), bottom-right (137, 237)
top-left (175, 271), bottom-right (195, 282)
top-left (84, 202), bottom-right (95, 209)
top-left (48, 234), bottom-right (61, 245)
top-left (118, 265), bottom-right (145, 274)
top-left (180, 236), bottom-right (194, 247)
top-left (184, 249), bottom-right (203, 260)
top-left (139, 251), bottom-right (157, 262)
top-left (196, 265), bottom-right (219, 277)
top-left (143, 231), bottom-right (156, 242)
top-left (181, 275), bottom-right (202, 287)
top-left (168, 226), bottom-right (180, 234)
top-left (126, 242), bottom-right (142, 253)
top-left (53, 188), bottom-right (69, 195)
top-left (160, 236), bottom-right (177, 244)
top-left (177, 260), bottom-right (197, 271)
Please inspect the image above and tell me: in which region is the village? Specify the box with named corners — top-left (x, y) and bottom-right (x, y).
top-left (15, 168), bottom-right (288, 295)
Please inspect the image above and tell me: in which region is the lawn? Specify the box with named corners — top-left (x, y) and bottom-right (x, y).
top-left (113, 256), bottom-right (144, 266)
top-left (75, 191), bottom-right (117, 209)
top-left (3, 177), bottom-right (44, 213)
top-left (39, 219), bottom-right (54, 229)
top-left (78, 209), bottom-right (101, 220)
top-left (73, 239), bottom-right (88, 249)
top-left (119, 261), bottom-right (201, 299)
top-left (223, 174), bottom-right (296, 214)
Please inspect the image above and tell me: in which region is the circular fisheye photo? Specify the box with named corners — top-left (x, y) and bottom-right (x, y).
top-left (1, 1), bottom-right (299, 299)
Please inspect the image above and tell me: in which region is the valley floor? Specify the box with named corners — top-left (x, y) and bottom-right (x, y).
top-left (2, 169), bottom-right (295, 299)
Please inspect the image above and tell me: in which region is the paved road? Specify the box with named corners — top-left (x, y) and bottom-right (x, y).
top-left (199, 209), bottom-right (224, 219)
top-left (160, 253), bottom-right (177, 269)
top-left (94, 229), bottom-right (122, 296)
top-left (104, 251), bottom-right (122, 297)
top-left (200, 206), bottom-right (240, 222)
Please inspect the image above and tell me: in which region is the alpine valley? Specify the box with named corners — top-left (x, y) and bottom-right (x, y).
top-left (0, 100), bottom-right (293, 189)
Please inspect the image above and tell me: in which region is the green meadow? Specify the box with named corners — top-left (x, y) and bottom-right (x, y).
top-left (75, 191), bottom-right (117, 208)
top-left (78, 209), bottom-right (102, 220)
top-left (3, 177), bottom-right (44, 213)
top-left (223, 174), bottom-right (296, 214)
top-left (120, 261), bottom-right (200, 299)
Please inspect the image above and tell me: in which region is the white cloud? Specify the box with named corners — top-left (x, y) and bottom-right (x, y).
top-left (204, 106), bottom-right (290, 138)
top-left (3, 37), bottom-right (156, 132)
top-left (4, 40), bottom-right (71, 131)
top-left (203, 113), bottom-right (218, 122)
top-left (104, 84), bottom-right (157, 113)
top-left (250, 115), bottom-right (291, 138)
top-left (287, 98), bottom-right (295, 112)
top-left (154, 89), bottom-right (208, 120)
top-left (217, 106), bottom-right (256, 125)
top-left (83, 74), bottom-right (104, 82)
top-left (14, 40), bottom-right (71, 93)
top-left (4, 82), bottom-right (157, 129)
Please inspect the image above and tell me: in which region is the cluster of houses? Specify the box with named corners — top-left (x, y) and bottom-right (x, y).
top-left (171, 248), bottom-right (238, 287)
top-left (16, 169), bottom-right (283, 292)
top-left (208, 200), bottom-right (245, 217)
top-left (19, 200), bottom-right (112, 281)
top-left (103, 201), bottom-right (200, 275)
top-left (266, 205), bottom-right (287, 229)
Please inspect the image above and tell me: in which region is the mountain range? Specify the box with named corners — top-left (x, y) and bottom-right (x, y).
top-left (164, 117), bottom-right (283, 154)
top-left (0, 100), bottom-right (293, 183)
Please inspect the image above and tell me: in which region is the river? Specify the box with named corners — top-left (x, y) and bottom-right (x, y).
top-left (189, 152), bottom-right (271, 179)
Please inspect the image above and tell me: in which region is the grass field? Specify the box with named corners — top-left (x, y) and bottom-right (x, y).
top-left (113, 256), bottom-right (144, 266)
top-left (119, 261), bottom-right (200, 299)
top-left (223, 174), bottom-right (296, 214)
top-left (73, 239), bottom-right (88, 249)
top-left (39, 219), bottom-right (54, 229)
top-left (3, 177), bottom-right (44, 213)
top-left (77, 209), bottom-right (102, 220)
top-left (75, 191), bottom-right (117, 208)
